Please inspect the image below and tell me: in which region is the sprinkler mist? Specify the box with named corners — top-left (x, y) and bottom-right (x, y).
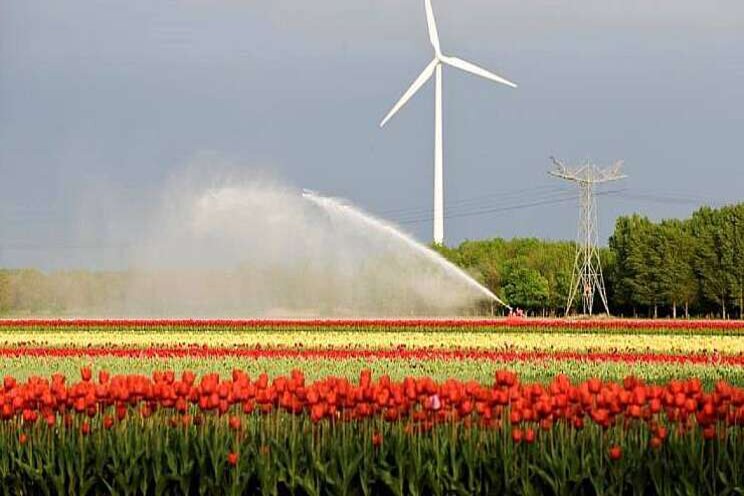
top-left (118, 172), bottom-right (510, 317)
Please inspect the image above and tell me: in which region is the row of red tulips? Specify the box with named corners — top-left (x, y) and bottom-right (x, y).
top-left (1, 317), bottom-right (742, 330)
top-left (0, 345), bottom-right (740, 366)
top-left (3, 368), bottom-right (744, 443)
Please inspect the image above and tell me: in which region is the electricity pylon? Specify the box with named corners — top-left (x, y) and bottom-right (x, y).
top-left (549, 157), bottom-right (626, 316)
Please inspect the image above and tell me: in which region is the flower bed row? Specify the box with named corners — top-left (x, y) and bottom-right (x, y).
top-left (6, 355), bottom-right (744, 389)
top-left (3, 406), bottom-right (742, 494)
top-left (2, 369), bottom-right (743, 493)
top-left (3, 328), bottom-right (743, 356)
top-left (1, 317), bottom-right (743, 331)
top-left (0, 345), bottom-right (741, 366)
top-left (5, 368), bottom-right (744, 435)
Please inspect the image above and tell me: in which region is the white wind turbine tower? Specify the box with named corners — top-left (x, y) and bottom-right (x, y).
top-left (380, 0), bottom-right (517, 245)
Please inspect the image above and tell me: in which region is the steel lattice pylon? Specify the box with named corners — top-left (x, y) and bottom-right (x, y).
top-left (549, 157), bottom-right (627, 316)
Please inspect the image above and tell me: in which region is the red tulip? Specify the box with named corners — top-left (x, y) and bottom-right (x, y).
top-left (511, 427), bottom-right (523, 444)
top-left (372, 431), bottom-right (383, 447)
top-left (524, 427), bottom-right (536, 444)
top-left (703, 426), bottom-right (716, 440)
top-left (656, 426), bottom-right (668, 440)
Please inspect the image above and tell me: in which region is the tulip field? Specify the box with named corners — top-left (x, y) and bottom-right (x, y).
top-left (1, 319), bottom-right (744, 494)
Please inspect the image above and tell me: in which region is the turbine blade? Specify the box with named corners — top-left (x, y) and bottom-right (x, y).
top-left (380, 58), bottom-right (438, 127)
top-left (424, 0), bottom-right (441, 56)
top-left (441, 56), bottom-right (517, 88)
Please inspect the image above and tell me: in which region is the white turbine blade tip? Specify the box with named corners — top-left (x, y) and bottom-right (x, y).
top-left (424, 0), bottom-right (441, 55)
top-left (378, 59), bottom-right (438, 129)
top-left (379, 109), bottom-right (398, 128)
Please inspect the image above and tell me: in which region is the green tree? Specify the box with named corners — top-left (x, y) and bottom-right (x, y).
top-left (691, 207), bottom-right (734, 318)
top-left (0, 270), bottom-right (11, 315)
top-left (502, 264), bottom-right (550, 314)
top-left (609, 215), bottom-right (642, 315)
top-left (723, 205), bottom-right (744, 318)
top-left (9, 269), bottom-right (52, 314)
top-left (610, 215), bottom-right (665, 317)
top-left (657, 219), bottom-right (698, 318)
top-left (634, 220), bottom-right (665, 317)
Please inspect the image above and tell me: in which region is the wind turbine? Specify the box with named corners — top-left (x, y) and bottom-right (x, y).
top-left (380, 0), bottom-right (517, 245)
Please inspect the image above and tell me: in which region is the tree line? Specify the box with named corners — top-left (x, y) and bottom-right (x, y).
top-left (434, 203), bottom-right (743, 318)
top-left (609, 203), bottom-right (743, 319)
top-left (0, 203), bottom-right (742, 318)
top-left (0, 270), bottom-right (127, 315)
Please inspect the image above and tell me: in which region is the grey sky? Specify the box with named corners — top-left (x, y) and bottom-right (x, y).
top-left (1, 0), bottom-right (743, 269)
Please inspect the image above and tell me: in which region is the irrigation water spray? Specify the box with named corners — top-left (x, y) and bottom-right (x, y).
top-left (302, 189), bottom-right (507, 308)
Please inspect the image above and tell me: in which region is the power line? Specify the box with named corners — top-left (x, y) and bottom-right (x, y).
top-left (381, 184), bottom-right (728, 226)
top-left (390, 187), bottom-right (579, 223)
top-left (0, 191), bottom-right (624, 251)
top-left (0, 185), bottom-right (729, 253)
top-left (377, 184), bottom-right (727, 219)
top-left (393, 191), bottom-right (575, 224)
top-left (376, 185), bottom-right (567, 216)
top-left (614, 192), bottom-right (720, 206)
top-left (393, 190), bottom-right (625, 225)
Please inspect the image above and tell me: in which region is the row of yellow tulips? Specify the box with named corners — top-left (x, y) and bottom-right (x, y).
top-left (1, 328), bottom-right (741, 354)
